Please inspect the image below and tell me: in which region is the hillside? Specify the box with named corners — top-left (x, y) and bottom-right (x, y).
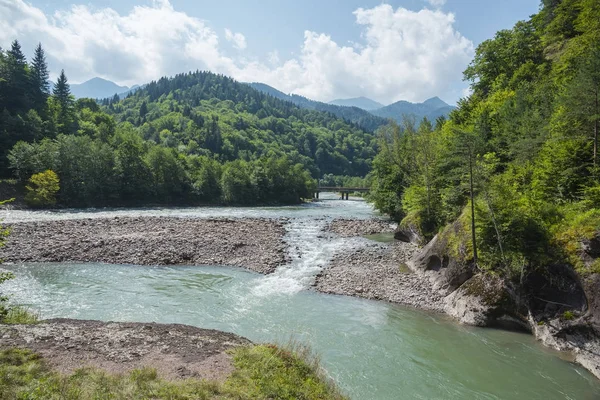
top-left (368, 0), bottom-right (600, 369)
top-left (248, 83), bottom-right (455, 128)
top-left (1, 50), bottom-right (380, 207)
top-left (371, 97), bottom-right (456, 123)
top-left (247, 82), bottom-right (388, 132)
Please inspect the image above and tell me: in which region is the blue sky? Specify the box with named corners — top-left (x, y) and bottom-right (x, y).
top-left (2, 0), bottom-right (541, 105)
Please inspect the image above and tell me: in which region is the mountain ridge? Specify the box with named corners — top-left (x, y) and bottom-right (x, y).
top-left (328, 96), bottom-right (384, 111)
top-left (71, 77), bottom-right (130, 99)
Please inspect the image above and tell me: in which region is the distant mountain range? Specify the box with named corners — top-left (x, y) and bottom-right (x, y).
top-left (71, 76), bottom-right (455, 129)
top-left (247, 83), bottom-right (387, 132)
top-left (371, 97), bottom-right (456, 124)
top-left (328, 97), bottom-right (384, 111)
top-left (248, 82), bottom-right (455, 128)
top-left (70, 77), bottom-right (140, 100)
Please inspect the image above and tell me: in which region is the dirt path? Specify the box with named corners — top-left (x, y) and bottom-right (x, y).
top-left (0, 319), bottom-right (251, 381)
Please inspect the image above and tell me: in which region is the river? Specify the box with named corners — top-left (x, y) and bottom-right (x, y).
top-left (2, 194), bottom-right (600, 399)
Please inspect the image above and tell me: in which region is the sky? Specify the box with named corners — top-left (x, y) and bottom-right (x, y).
top-left (0, 0), bottom-right (541, 105)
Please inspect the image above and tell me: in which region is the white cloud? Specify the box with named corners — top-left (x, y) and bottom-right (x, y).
top-left (0, 0), bottom-right (473, 104)
top-left (224, 28), bottom-right (247, 50)
top-left (426, 0), bottom-right (447, 8)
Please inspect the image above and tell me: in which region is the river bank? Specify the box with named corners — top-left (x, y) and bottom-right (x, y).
top-left (0, 319), bottom-right (250, 381)
top-left (0, 214), bottom-right (440, 312)
top-left (0, 217), bottom-right (288, 274)
top-left (0, 319), bottom-right (346, 399)
top-left (314, 241), bottom-right (444, 312)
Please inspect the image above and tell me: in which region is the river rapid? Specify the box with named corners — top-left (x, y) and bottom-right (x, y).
top-left (2, 194), bottom-right (600, 399)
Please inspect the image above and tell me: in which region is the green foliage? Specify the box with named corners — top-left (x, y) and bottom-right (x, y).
top-left (1, 48), bottom-right (371, 206)
top-left (24, 170), bottom-right (59, 207)
top-left (369, 0), bottom-right (600, 281)
top-left (562, 310), bottom-right (575, 320)
top-left (552, 208), bottom-right (600, 274)
top-left (226, 344), bottom-right (346, 400)
top-left (0, 346), bottom-right (346, 400)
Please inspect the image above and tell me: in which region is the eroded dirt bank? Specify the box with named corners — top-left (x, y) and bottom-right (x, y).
top-left (0, 217), bottom-right (287, 274)
top-left (0, 319), bottom-right (251, 381)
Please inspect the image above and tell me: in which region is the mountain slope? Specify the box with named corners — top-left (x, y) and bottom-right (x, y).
top-left (329, 97), bottom-right (384, 111)
top-left (246, 83), bottom-right (388, 132)
top-left (103, 71), bottom-right (378, 177)
top-left (71, 77), bottom-right (130, 99)
top-left (371, 97), bottom-right (455, 123)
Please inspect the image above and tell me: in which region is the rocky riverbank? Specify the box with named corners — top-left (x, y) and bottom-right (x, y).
top-left (325, 218), bottom-right (396, 237)
top-left (314, 218), bottom-right (444, 311)
top-left (314, 241), bottom-right (444, 312)
top-left (0, 217), bottom-right (287, 274)
top-left (0, 319), bottom-right (251, 381)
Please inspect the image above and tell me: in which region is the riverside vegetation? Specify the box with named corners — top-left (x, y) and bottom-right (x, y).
top-left (367, 0), bottom-right (600, 376)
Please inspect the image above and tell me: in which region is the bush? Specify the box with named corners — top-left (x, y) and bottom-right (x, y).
top-left (24, 169), bottom-right (59, 207)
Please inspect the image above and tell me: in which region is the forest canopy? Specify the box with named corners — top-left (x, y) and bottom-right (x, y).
top-left (0, 44), bottom-right (378, 206)
top-left (368, 0), bottom-right (600, 279)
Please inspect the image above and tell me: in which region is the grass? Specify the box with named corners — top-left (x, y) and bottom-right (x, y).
top-left (2, 306), bottom-right (39, 325)
top-left (0, 344), bottom-right (347, 400)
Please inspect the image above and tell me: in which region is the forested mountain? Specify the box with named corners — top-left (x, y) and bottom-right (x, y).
top-left (0, 44), bottom-right (379, 207)
top-left (248, 82), bottom-right (455, 129)
top-left (369, 0), bottom-right (600, 295)
top-left (247, 82), bottom-right (389, 132)
top-left (70, 77), bottom-right (130, 99)
top-left (370, 97), bottom-right (456, 124)
top-left (328, 97), bottom-right (384, 111)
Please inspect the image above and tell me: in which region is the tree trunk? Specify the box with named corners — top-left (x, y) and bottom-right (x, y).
top-left (469, 151), bottom-right (478, 267)
top-left (595, 88), bottom-right (598, 168)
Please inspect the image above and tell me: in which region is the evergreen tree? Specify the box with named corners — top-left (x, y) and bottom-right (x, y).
top-left (52, 69), bottom-right (75, 135)
top-left (30, 43), bottom-right (50, 112)
top-left (6, 40), bottom-right (30, 112)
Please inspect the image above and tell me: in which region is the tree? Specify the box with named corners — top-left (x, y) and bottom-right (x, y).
top-left (30, 43), bottom-right (50, 113)
top-left (560, 46), bottom-right (600, 171)
top-left (5, 40), bottom-right (30, 113)
top-left (52, 70), bottom-right (75, 135)
top-left (25, 169), bottom-right (60, 207)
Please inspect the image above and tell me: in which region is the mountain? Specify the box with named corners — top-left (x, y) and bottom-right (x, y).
top-left (246, 83), bottom-right (388, 132)
top-left (70, 77), bottom-right (130, 99)
top-left (328, 97), bottom-right (384, 111)
top-left (371, 97), bottom-right (455, 123)
top-left (103, 71), bottom-right (379, 178)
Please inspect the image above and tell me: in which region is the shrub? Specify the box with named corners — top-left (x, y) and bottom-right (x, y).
top-left (24, 169), bottom-right (59, 207)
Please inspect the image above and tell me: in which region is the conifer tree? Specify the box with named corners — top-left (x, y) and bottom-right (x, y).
top-left (53, 69), bottom-right (75, 134)
top-left (6, 40), bottom-right (30, 112)
top-left (31, 43), bottom-right (50, 112)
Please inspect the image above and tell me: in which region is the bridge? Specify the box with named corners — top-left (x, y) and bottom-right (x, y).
top-left (313, 186), bottom-right (370, 200)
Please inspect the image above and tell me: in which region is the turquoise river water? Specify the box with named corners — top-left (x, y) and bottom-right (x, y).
top-left (1, 194), bottom-right (600, 399)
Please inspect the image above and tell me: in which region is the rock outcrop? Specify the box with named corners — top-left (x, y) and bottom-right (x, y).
top-left (407, 227), bottom-right (600, 379)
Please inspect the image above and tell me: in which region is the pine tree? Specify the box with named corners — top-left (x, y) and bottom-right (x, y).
top-left (53, 69), bottom-right (75, 134)
top-left (31, 43), bottom-right (50, 112)
top-left (6, 40), bottom-right (30, 112)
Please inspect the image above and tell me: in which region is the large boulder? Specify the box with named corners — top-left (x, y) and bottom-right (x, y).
top-left (409, 234), bottom-right (474, 295)
top-left (444, 274), bottom-right (523, 328)
top-left (393, 222), bottom-right (423, 245)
